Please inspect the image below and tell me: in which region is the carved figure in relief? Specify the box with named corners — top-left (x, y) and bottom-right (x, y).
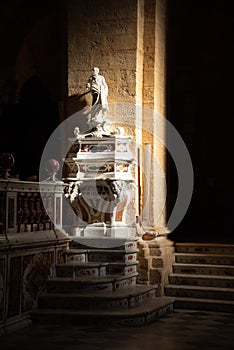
top-left (86, 67), bottom-right (108, 124)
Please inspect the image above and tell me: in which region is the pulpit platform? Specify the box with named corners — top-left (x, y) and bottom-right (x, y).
top-left (30, 125), bottom-right (174, 326)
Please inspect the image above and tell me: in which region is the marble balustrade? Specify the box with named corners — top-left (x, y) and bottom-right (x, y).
top-left (0, 178), bottom-right (70, 335)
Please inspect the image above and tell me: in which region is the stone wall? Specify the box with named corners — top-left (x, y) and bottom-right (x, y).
top-left (67, 0), bottom-right (138, 118)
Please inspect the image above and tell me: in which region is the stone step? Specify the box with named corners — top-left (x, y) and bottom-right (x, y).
top-left (169, 273), bottom-right (234, 288)
top-left (87, 250), bottom-right (137, 264)
top-left (176, 243), bottom-right (234, 255)
top-left (30, 296), bottom-right (174, 327)
top-left (70, 237), bottom-right (138, 252)
top-left (47, 274), bottom-right (138, 294)
top-left (175, 253), bottom-right (234, 266)
top-left (173, 297), bottom-right (234, 313)
top-left (165, 284), bottom-right (234, 301)
top-left (106, 262), bottom-right (138, 276)
top-left (173, 263), bottom-right (234, 276)
top-left (38, 285), bottom-right (157, 310)
top-left (55, 262), bottom-right (108, 278)
top-left (64, 249), bottom-right (88, 263)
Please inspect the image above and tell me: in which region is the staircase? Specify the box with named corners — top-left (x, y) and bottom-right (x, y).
top-left (165, 243), bottom-right (234, 312)
top-left (30, 238), bottom-right (174, 327)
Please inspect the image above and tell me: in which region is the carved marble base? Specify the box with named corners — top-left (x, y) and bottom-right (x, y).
top-left (73, 224), bottom-right (135, 238)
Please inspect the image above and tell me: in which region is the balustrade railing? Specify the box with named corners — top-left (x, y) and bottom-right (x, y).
top-left (0, 179), bottom-right (65, 235)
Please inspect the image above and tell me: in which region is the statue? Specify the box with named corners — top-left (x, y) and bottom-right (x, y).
top-left (86, 67), bottom-right (108, 126)
top-left (73, 68), bottom-right (122, 139)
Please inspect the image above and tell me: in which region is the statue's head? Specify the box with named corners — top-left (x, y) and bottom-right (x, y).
top-left (92, 67), bottom-right (99, 76)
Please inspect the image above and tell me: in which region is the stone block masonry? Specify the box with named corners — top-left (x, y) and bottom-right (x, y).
top-left (137, 236), bottom-right (175, 296)
top-left (68, 0), bottom-right (138, 106)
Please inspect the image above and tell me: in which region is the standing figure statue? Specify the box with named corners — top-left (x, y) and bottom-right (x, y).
top-left (86, 67), bottom-right (108, 126)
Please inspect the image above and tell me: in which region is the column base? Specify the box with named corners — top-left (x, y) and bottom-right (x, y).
top-left (137, 233), bottom-right (175, 296)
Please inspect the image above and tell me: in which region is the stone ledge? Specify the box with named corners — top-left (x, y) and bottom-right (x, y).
top-left (0, 230), bottom-right (70, 251)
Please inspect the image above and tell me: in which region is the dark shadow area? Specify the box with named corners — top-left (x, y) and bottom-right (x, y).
top-left (0, 75), bottom-right (60, 180)
top-left (167, 0), bottom-right (234, 243)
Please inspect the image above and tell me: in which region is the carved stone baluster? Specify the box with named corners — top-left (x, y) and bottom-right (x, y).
top-left (28, 194), bottom-right (36, 231)
top-left (40, 194), bottom-right (48, 231)
top-left (21, 194), bottom-right (30, 232)
top-left (17, 193), bottom-right (23, 232)
top-left (46, 194), bottom-right (54, 230)
top-left (34, 194), bottom-right (42, 231)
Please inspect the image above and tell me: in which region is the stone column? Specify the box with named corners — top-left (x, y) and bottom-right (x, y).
top-left (137, 0), bottom-right (174, 293)
top-left (141, 0), bottom-right (168, 234)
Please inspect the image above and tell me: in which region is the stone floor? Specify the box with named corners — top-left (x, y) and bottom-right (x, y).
top-left (1, 309), bottom-right (234, 350)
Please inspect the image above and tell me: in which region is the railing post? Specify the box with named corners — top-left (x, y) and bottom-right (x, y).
top-left (6, 190), bottom-right (17, 234)
top-left (54, 192), bottom-right (63, 230)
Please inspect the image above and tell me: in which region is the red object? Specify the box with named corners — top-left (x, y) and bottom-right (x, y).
top-left (45, 159), bottom-right (60, 174)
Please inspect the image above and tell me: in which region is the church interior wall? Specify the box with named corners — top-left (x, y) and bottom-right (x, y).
top-left (0, 0), bottom-right (234, 334)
